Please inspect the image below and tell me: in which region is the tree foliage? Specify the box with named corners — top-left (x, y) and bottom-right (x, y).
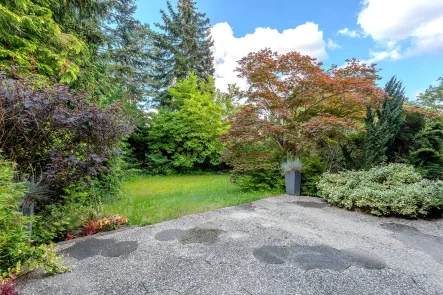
top-left (148, 73), bottom-right (227, 173)
top-left (149, 0), bottom-right (215, 107)
top-left (104, 0), bottom-right (151, 104)
top-left (0, 0), bottom-right (85, 82)
top-left (407, 118), bottom-right (443, 179)
top-left (417, 76), bottom-right (443, 113)
top-left (49, 0), bottom-right (110, 50)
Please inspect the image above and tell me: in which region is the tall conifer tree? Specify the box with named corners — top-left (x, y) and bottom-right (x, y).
top-left (105, 0), bottom-right (151, 104)
top-left (149, 0), bottom-right (215, 107)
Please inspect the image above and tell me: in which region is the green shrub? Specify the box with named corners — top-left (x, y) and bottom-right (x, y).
top-left (317, 164), bottom-right (443, 217)
top-left (301, 155), bottom-right (327, 196)
top-left (0, 152), bottom-right (68, 279)
top-left (32, 203), bottom-right (102, 243)
top-left (231, 169), bottom-right (284, 192)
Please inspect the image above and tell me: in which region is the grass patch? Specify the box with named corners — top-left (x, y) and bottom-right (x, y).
top-left (104, 174), bottom-right (280, 225)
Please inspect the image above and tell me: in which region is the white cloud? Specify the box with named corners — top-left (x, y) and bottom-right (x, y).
top-left (337, 27), bottom-right (361, 38)
top-left (211, 22), bottom-right (328, 92)
top-left (363, 48), bottom-right (402, 64)
top-left (357, 0), bottom-right (443, 59)
top-left (327, 38), bottom-right (341, 50)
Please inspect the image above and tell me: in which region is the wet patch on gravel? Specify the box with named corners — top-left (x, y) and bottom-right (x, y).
top-left (291, 201), bottom-right (328, 209)
top-left (381, 223), bottom-right (443, 264)
top-left (253, 244), bottom-right (386, 271)
top-left (253, 246), bottom-right (290, 264)
top-left (62, 238), bottom-right (138, 260)
top-left (155, 229), bottom-right (186, 241)
top-left (180, 228), bottom-right (224, 245)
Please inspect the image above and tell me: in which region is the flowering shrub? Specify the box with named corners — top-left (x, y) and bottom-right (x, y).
top-left (317, 164), bottom-right (443, 217)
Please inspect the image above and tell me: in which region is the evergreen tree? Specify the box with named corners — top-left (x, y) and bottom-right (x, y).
top-left (47, 0), bottom-right (116, 101)
top-left (364, 76), bottom-right (406, 167)
top-left (0, 0), bottom-right (84, 82)
top-left (105, 0), bottom-right (151, 104)
top-left (149, 0), bottom-right (215, 107)
top-left (49, 0), bottom-right (109, 52)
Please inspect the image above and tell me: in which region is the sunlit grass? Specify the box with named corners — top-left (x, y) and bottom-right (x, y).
top-left (104, 174), bottom-right (280, 225)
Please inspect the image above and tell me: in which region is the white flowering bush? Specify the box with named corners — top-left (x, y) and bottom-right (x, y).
top-left (317, 164), bottom-right (443, 217)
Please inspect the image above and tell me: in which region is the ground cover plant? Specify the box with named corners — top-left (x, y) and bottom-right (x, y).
top-left (317, 164), bottom-right (443, 218)
top-left (105, 174), bottom-right (280, 225)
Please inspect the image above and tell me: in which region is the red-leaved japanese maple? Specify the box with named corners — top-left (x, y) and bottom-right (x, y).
top-left (222, 48), bottom-right (385, 173)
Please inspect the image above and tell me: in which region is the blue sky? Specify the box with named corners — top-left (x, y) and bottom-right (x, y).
top-left (136, 0), bottom-right (443, 99)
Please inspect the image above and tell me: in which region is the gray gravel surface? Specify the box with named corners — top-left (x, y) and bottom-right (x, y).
top-left (19, 195), bottom-right (443, 295)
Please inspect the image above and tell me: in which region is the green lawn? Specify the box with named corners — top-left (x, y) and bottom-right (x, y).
top-left (105, 174), bottom-right (280, 225)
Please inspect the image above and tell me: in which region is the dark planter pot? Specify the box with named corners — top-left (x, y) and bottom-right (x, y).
top-left (285, 170), bottom-right (301, 196)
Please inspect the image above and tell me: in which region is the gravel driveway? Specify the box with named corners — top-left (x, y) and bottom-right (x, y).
top-left (20, 195), bottom-right (443, 295)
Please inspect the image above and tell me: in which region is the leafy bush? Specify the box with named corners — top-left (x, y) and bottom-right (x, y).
top-left (0, 152), bottom-right (68, 279)
top-left (0, 69), bottom-right (133, 199)
top-left (32, 203), bottom-right (94, 243)
top-left (0, 152), bottom-right (30, 278)
top-left (82, 215), bottom-right (128, 237)
top-left (231, 168), bottom-right (284, 192)
top-left (33, 201), bottom-right (129, 243)
top-left (91, 155), bottom-right (126, 204)
top-left (317, 164), bottom-right (443, 217)
top-left (301, 155), bottom-right (327, 196)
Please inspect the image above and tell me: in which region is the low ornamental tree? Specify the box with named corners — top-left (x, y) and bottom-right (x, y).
top-left (222, 49), bottom-right (384, 187)
top-left (0, 69), bottom-right (133, 198)
top-left (148, 73), bottom-right (228, 173)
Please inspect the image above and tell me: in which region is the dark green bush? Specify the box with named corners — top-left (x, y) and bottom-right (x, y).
top-left (231, 169), bottom-right (284, 192)
top-left (91, 155), bottom-right (126, 204)
top-left (32, 203), bottom-right (97, 243)
top-left (317, 163), bottom-right (443, 218)
top-left (301, 155), bottom-right (327, 196)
